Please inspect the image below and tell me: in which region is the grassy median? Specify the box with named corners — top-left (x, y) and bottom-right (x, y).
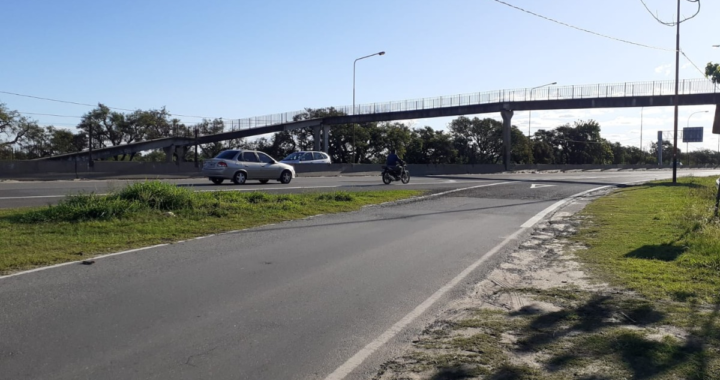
top-left (0, 181), bottom-right (420, 275)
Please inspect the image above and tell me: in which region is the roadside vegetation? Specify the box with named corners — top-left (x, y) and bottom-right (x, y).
top-left (0, 181), bottom-right (420, 274)
top-left (376, 176), bottom-right (720, 379)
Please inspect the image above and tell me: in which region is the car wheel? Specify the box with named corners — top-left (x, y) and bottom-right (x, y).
top-left (259, 179), bottom-right (269, 184)
top-left (210, 177), bottom-right (224, 185)
top-left (280, 170), bottom-right (292, 184)
top-left (232, 171), bottom-right (247, 185)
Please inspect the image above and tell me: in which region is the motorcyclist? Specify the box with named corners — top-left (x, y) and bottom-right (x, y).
top-left (386, 149), bottom-right (405, 177)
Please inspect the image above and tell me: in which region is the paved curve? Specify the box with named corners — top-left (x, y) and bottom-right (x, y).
top-left (1, 169), bottom-right (719, 380)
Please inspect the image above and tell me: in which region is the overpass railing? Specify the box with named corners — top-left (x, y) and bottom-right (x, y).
top-left (214, 78), bottom-right (717, 133)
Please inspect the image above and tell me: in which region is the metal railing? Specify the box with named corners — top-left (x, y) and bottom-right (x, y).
top-left (206, 78), bottom-right (718, 136)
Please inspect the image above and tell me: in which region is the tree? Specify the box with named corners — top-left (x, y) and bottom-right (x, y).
top-left (406, 127), bottom-right (457, 164)
top-left (0, 103), bottom-right (37, 148)
top-left (650, 140), bottom-right (680, 165)
top-left (706, 62), bottom-right (720, 84)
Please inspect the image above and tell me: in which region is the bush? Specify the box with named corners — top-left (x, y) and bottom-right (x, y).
top-left (15, 194), bottom-right (139, 223)
top-left (112, 181), bottom-right (195, 210)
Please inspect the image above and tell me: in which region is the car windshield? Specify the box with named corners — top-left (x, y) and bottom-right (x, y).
top-left (216, 150), bottom-right (239, 160)
top-left (283, 152), bottom-right (302, 161)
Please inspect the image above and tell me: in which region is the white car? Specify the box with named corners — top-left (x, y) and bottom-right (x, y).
top-left (280, 151), bottom-right (332, 164)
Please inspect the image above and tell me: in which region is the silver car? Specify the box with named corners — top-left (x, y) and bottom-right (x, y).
top-left (202, 150), bottom-right (296, 185)
top-left (280, 151), bottom-right (332, 164)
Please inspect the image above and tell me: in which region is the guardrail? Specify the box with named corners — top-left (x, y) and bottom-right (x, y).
top-left (208, 78), bottom-right (718, 135)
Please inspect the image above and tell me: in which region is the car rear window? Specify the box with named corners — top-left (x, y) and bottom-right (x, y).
top-left (216, 151), bottom-right (239, 160)
top-left (313, 152), bottom-right (325, 160)
top-left (283, 152), bottom-right (301, 161)
top-left (303, 152), bottom-right (314, 161)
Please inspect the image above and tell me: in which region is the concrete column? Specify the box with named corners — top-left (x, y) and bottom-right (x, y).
top-left (658, 131), bottom-right (663, 166)
top-left (323, 125), bottom-right (330, 153)
top-left (178, 146), bottom-right (189, 163)
top-left (313, 126), bottom-right (321, 151)
top-left (501, 108), bottom-right (514, 171)
top-left (163, 145), bottom-right (174, 163)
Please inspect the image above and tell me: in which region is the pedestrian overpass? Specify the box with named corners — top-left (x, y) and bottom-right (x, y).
top-left (41, 78), bottom-right (720, 168)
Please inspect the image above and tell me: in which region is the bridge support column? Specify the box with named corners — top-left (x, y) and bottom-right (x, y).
top-left (501, 108), bottom-right (514, 171)
top-left (313, 126), bottom-right (321, 151)
top-left (178, 146), bottom-right (189, 163)
top-left (163, 145), bottom-right (175, 163)
top-left (323, 125), bottom-right (330, 153)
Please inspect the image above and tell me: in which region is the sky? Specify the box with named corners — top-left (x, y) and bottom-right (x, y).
top-left (2, 0), bottom-right (719, 153)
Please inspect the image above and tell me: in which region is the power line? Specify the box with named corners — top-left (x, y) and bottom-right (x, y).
top-left (492, 0), bottom-right (675, 52)
top-left (639, 0), bottom-right (700, 26)
top-left (19, 112), bottom-right (82, 118)
top-left (0, 90), bottom-right (218, 119)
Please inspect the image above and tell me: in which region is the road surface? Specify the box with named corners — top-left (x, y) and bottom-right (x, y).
top-left (1, 169), bottom-right (718, 379)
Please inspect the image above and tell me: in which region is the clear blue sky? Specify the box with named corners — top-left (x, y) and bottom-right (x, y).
top-left (2, 0), bottom-right (719, 151)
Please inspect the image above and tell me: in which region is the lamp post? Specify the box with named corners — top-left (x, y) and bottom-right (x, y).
top-left (528, 82), bottom-right (557, 137)
top-left (352, 51), bottom-right (385, 163)
top-left (686, 110), bottom-right (708, 166)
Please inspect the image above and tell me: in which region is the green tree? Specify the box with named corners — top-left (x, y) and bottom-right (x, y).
top-left (706, 62), bottom-right (720, 84)
top-left (406, 127), bottom-right (457, 164)
top-left (0, 103), bottom-right (37, 149)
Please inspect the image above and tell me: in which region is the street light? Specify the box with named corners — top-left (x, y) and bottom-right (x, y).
top-left (528, 82), bottom-right (557, 137)
top-left (686, 110), bottom-right (708, 166)
top-left (713, 45), bottom-right (719, 48)
top-left (352, 51), bottom-right (385, 163)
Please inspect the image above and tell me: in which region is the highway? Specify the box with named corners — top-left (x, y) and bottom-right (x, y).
top-left (0, 169), bottom-right (714, 209)
top-left (1, 169), bottom-right (719, 380)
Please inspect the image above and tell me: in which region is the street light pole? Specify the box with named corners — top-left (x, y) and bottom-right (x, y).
top-left (686, 110), bottom-right (708, 167)
top-left (528, 82), bottom-right (557, 138)
top-left (352, 51), bottom-right (385, 164)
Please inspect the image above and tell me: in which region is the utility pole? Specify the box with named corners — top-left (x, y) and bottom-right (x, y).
top-left (671, 0), bottom-right (680, 183)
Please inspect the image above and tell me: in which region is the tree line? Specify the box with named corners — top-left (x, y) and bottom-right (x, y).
top-left (1, 102), bottom-right (716, 166)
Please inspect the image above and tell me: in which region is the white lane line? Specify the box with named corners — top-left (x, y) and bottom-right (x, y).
top-left (520, 185), bottom-right (610, 228)
top-left (0, 195), bottom-right (68, 200)
top-left (323, 229), bottom-right (525, 380)
top-left (0, 244), bottom-right (169, 280)
top-left (323, 184), bottom-right (617, 380)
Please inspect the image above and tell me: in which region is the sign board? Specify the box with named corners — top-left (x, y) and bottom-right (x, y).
top-left (683, 127), bottom-right (703, 143)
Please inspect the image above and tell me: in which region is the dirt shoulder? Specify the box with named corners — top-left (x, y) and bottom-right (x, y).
top-left (374, 188), bottom-right (718, 380)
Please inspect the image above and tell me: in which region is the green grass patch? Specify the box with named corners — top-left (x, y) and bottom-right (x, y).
top-left (573, 176), bottom-right (720, 304)
top-left (0, 181), bottom-right (420, 274)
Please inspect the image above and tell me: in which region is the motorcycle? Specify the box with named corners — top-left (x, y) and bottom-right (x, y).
top-left (381, 164), bottom-right (410, 185)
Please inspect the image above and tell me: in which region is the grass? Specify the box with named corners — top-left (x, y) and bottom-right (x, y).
top-left (573, 176), bottom-right (720, 303)
top-left (375, 176), bottom-right (720, 380)
top-left (0, 181), bottom-right (421, 274)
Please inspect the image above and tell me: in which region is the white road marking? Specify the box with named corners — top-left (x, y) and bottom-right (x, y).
top-left (521, 186), bottom-right (610, 228)
top-left (0, 195), bottom-right (68, 200)
top-left (530, 184), bottom-right (555, 189)
top-left (323, 184), bottom-right (615, 380)
top-left (0, 244), bottom-right (169, 280)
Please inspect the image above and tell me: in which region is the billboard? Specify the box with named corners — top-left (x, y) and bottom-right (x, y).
top-left (683, 127), bottom-right (703, 143)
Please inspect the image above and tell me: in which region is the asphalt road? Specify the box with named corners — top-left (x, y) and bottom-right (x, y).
top-left (1, 169), bottom-right (717, 209)
top-left (1, 169), bottom-right (719, 380)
